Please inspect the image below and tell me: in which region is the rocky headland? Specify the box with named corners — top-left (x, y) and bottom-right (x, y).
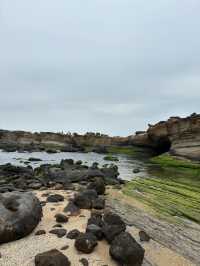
top-left (131, 113), bottom-right (200, 160)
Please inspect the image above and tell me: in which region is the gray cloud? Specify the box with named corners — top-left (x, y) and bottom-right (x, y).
top-left (0, 0), bottom-right (200, 135)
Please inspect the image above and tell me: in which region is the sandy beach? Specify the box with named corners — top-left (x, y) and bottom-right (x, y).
top-left (0, 189), bottom-right (194, 266)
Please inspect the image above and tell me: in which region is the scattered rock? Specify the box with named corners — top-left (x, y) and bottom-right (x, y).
top-left (35, 230), bottom-right (46, 236)
top-left (139, 230), bottom-right (150, 242)
top-left (67, 229), bottom-right (81, 239)
top-left (79, 258), bottom-right (89, 266)
top-left (92, 197), bottom-right (105, 210)
top-left (86, 224), bottom-right (103, 240)
top-left (49, 229), bottom-right (67, 238)
top-left (63, 200), bottom-right (80, 216)
top-left (87, 211), bottom-right (103, 227)
top-left (55, 213), bottom-right (68, 223)
top-left (110, 232), bottom-right (145, 266)
top-left (47, 194), bottom-right (64, 203)
top-left (75, 233), bottom-right (98, 254)
top-left (53, 224), bottom-right (63, 228)
top-left (61, 245), bottom-right (69, 251)
top-left (73, 189), bottom-right (98, 209)
top-left (87, 177), bottom-right (105, 195)
top-left (102, 212), bottom-right (126, 243)
top-left (35, 249), bottom-right (71, 266)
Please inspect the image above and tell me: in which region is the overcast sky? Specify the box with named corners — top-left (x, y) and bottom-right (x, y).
top-left (0, 0), bottom-right (200, 136)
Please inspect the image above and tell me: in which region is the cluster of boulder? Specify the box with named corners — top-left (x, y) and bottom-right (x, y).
top-left (0, 159), bottom-right (122, 193)
top-left (0, 159), bottom-right (145, 266)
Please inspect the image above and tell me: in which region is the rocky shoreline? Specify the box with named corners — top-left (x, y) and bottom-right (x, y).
top-left (0, 158), bottom-right (196, 265)
top-left (0, 160), bottom-right (147, 266)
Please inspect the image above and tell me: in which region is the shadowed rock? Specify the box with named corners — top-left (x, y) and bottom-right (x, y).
top-left (0, 191), bottom-right (42, 244)
top-left (110, 232), bottom-right (145, 266)
top-left (35, 249), bottom-right (71, 266)
top-left (75, 233), bottom-right (98, 254)
top-left (47, 194), bottom-right (64, 203)
top-left (102, 211), bottom-right (126, 243)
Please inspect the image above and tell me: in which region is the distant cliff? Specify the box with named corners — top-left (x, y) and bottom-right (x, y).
top-left (0, 130), bottom-right (129, 152)
top-left (131, 113), bottom-right (200, 161)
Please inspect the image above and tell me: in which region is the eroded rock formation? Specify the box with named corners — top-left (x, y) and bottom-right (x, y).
top-left (131, 113), bottom-right (200, 160)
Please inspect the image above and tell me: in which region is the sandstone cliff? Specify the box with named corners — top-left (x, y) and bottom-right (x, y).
top-left (131, 113), bottom-right (200, 160)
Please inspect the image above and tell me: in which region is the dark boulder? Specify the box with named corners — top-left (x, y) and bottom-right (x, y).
top-left (87, 211), bottom-right (103, 227)
top-left (63, 200), bottom-right (80, 216)
top-left (87, 177), bottom-right (105, 195)
top-left (67, 229), bottom-right (81, 239)
top-left (73, 189), bottom-right (98, 209)
top-left (79, 258), bottom-right (89, 266)
top-left (139, 230), bottom-right (150, 242)
top-left (55, 213), bottom-right (68, 223)
top-left (110, 232), bottom-right (145, 266)
top-left (102, 212), bottom-right (126, 243)
top-left (35, 249), bottom-right (71, 266)
top-left (47, 194), bottom-right (64, 203)
top-left (86, 224), bottom-right (103, 240)
top-left (75, 233), bottom-right (98, 254)
top-left (0, 191), bottom-right (42, 244)
top-left (49, 229), bottom-right (67, 238)
top-left (92, 197), bottom-right (105, 210)
top-left (35, 230), bottom-right (46, 236)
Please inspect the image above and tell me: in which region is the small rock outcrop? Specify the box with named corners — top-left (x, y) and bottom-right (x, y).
top-left (0, 191), bottom-right (42, 244)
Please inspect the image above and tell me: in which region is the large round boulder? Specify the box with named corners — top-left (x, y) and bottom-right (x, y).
top-left (110, 232), bottom-right (145, 266)
top-left (0, 191), bottom-right (42, 244)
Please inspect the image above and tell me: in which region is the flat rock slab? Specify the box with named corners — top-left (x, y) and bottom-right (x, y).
top-left (107, 197), bottom-right (200, 265)
top-left (0, 191), bottom-right (42, 244)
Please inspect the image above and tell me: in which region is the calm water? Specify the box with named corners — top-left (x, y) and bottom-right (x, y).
top-left (0, 150), bottom-right (148, 180)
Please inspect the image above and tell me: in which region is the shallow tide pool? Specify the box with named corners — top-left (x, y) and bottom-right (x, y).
top-left (0, 150), bottom-right (148, 180)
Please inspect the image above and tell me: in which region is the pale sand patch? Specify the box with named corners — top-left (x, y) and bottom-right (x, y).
top-left (0, 190), bottom-right (194, 266)
top-left (0, 190), bottom-right (116, 266)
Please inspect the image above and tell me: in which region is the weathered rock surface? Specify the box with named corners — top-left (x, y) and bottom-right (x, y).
top-left (107, 196), bottom-right (200, 265)
top-left (35, 249), bottom-right (71, 266)
top-left (102, 211), bottom-right (126, 243)
top-left (0, 130), bottom-right (127, 153)
top-left (73, 189), bottom-right (98, 209)
top-left (75, 232), bottom-right (98, 254)
top-left (131, 113), bottom-right (200, 160)
top-left (67, 229), bottom-right (81, 239)
top-left (0, 191), bottom-right (42, 244)
top-left (49, 228), bottom-right (67, 238)
top-left (110, 232), bottom-right (145, 266)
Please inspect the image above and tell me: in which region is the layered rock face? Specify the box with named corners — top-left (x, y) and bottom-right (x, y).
top-left (131, 113), bottom-right (200, 160)
top-left (0, 130), bottom-right (128, 152)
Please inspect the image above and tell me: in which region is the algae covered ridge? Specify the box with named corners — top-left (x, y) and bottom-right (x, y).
top-left (123, 154), bottom-right (200, 224)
